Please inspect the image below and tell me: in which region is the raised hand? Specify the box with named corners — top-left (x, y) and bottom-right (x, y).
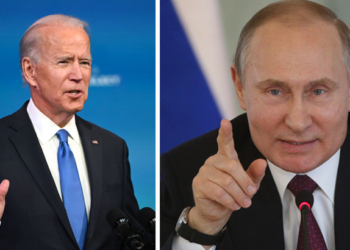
top-left (188, 119), bottom-right (267, 236)
top-left (0, 179), bottom-right (9, 220)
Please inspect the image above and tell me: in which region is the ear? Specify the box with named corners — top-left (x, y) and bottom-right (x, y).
top-left (22, 57), bottom-right (37, 87)
top-left (231, 64), bottom-right (246, 110)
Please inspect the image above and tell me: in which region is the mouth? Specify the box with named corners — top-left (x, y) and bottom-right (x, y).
top-left (279, 139), bottom-right (317, 153)
top-left (68, 90), bottom-right (81, 95)
top-left (288, 141), bottom-right (309, 145)
top-left (65, 90), bottom-right (83, 99)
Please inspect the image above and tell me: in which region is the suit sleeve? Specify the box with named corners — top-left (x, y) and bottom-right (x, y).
top-left (160, 152), bottom-right (187, 248)
top-left (120, 140), bottom-right (154, 248)
top-left (121, 140), bottom-right (140, 222)
top-left (161, 152), bottom-right (219, 250)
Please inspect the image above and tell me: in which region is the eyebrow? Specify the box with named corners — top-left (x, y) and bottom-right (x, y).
top-left (257, 79), bottom-right (288, 88)
top-left (258, 77), bottom-right (338, 89)
top-left (308, 77), bottom-right (338, 88)
top-left (55, 56), bottom-right (92, 62)
top-left (81, 57), bottom-right (93, 62)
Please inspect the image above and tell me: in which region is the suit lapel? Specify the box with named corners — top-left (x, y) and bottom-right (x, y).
top-left (334, 130), bottom-right (350, 249)
top-left (8, 103), bottom-right (77, 246)
top-left (76, 116), bottom-right (102, 246)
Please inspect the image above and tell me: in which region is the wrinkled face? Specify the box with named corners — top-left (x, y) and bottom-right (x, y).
top-left (28, 25), bottom-right (91, 123)
top-left (235, 20), bottom-right (350, 173)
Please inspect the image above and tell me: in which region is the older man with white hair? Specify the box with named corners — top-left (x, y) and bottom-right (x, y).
top-left (0, 14), bottom-right (143, 250)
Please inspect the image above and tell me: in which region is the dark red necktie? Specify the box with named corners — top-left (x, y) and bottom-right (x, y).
top-left (287, 175), bottom-right (327, 250)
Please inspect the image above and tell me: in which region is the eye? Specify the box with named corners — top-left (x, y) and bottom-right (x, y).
top-left (58, 60), bottom-right (68, 65)
top-left (80, 61), bottom-right (91, 66)
top-left (269, 89), bottom-right (282, 95)
top-left (313, 89), bottom-right (325, 95)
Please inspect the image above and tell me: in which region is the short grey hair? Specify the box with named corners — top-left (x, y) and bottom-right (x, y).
top-left (20, 14), bottom-right (89, 85)
top-left (234, 0), bottom-right (350, 83)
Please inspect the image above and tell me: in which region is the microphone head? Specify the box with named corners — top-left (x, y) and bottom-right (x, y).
top-left (106, 208), bottom-right (129, 229)
top-left (106, 208), bottom-right (143, 249)
top-left (295, 190), bottom-right (314, 210)
top-left (138, 207), bottom-right (155, 234)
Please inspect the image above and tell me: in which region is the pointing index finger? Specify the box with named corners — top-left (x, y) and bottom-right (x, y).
top-left (217, 119), bottom-right (237, 160)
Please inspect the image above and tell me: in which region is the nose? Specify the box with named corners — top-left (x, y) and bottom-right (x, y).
top-left (285, 97), bottom-right (312, 133)
top-left (69, 61), bottom-right (83, 82)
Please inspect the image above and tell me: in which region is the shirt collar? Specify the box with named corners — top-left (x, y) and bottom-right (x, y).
top-left (269, 149), bottom-right (340, 204)
top-left (26, 99), bottom-right (81, 144)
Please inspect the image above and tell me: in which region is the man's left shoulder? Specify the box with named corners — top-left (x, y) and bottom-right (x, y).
top-left (75, 116), bottom-right (125, 145)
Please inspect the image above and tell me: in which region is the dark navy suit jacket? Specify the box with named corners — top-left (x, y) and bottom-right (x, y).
top-left (161, 113), bottom-right (350, 249)
top-left (0, 102), bottom-right (143, 250)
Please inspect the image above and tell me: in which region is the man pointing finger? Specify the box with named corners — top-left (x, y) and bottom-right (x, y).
top-left (189, 119), bottom-right (267, 239)
top-left (161, 1), bottom-right (350, 249)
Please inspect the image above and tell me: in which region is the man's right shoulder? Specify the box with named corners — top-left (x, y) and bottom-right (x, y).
top-left (0, 102), bottom-right (31, 134)
top-left (162, 113), bottom-right (251, 166)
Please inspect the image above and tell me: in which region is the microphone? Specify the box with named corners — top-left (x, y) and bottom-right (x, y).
top-left (138, 207), bottom-right (155, 250)
top-left (107, 208), bottom-right (143, 250)
top-left (138, 207), bottom-right (155, 234)
top-left (295, 190), bottom-right (314, 250)
top-left (296, 190), bottom-right (314, 211)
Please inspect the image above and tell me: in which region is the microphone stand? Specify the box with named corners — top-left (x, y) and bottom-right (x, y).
top-left (300, 205), bottom-right (309, 250)
top-left (295, 190), bottom-right (313, 250)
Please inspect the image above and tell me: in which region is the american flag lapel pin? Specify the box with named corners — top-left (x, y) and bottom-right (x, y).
top-left (92, 140), bottom-right (98, 144)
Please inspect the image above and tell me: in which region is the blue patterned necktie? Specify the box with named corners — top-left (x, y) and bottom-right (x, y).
top-left (57, 129), bottom-right (87, 250)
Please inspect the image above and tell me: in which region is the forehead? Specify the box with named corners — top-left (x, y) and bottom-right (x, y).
top-left (38, 25), bottom-right (90, 56)
top-left (244, 19), bottom-right (346, 84)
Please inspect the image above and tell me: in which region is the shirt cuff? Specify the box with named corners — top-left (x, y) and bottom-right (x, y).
top-left (172, 234), bottom-right (216, 250)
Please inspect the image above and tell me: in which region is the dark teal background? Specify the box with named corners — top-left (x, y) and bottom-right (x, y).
top-left (0, 1), bottom-right (155, 209)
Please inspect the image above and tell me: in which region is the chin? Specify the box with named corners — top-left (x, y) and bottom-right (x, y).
top-left (269, 155), bottom-right (322, 174)
top-left (66, 101), bottom-right (86, 113)
top-left (278, 160), bottom-right (321, 173)
top-left (64, 105), bottom-right (85, 115)
top-left (73, 106), bottom-right (84, 113)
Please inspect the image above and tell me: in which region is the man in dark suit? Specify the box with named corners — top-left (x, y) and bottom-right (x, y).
top-left (161, 1), bottom-right (350, 249)
top-left (0, 15), bottom-right (144, 249)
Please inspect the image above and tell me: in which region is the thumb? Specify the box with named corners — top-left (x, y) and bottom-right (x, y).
top-left (0, 180), bottom-right (10, 199)
top-left (246, 159), bottom-right (267, 187)
top-left (0, 180), bottom-right (9, 219)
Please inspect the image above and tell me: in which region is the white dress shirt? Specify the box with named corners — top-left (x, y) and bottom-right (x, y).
top-left (27, 99), bottom-right (91, 219)
top-left (173, 150), bottom-right (339, 250)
